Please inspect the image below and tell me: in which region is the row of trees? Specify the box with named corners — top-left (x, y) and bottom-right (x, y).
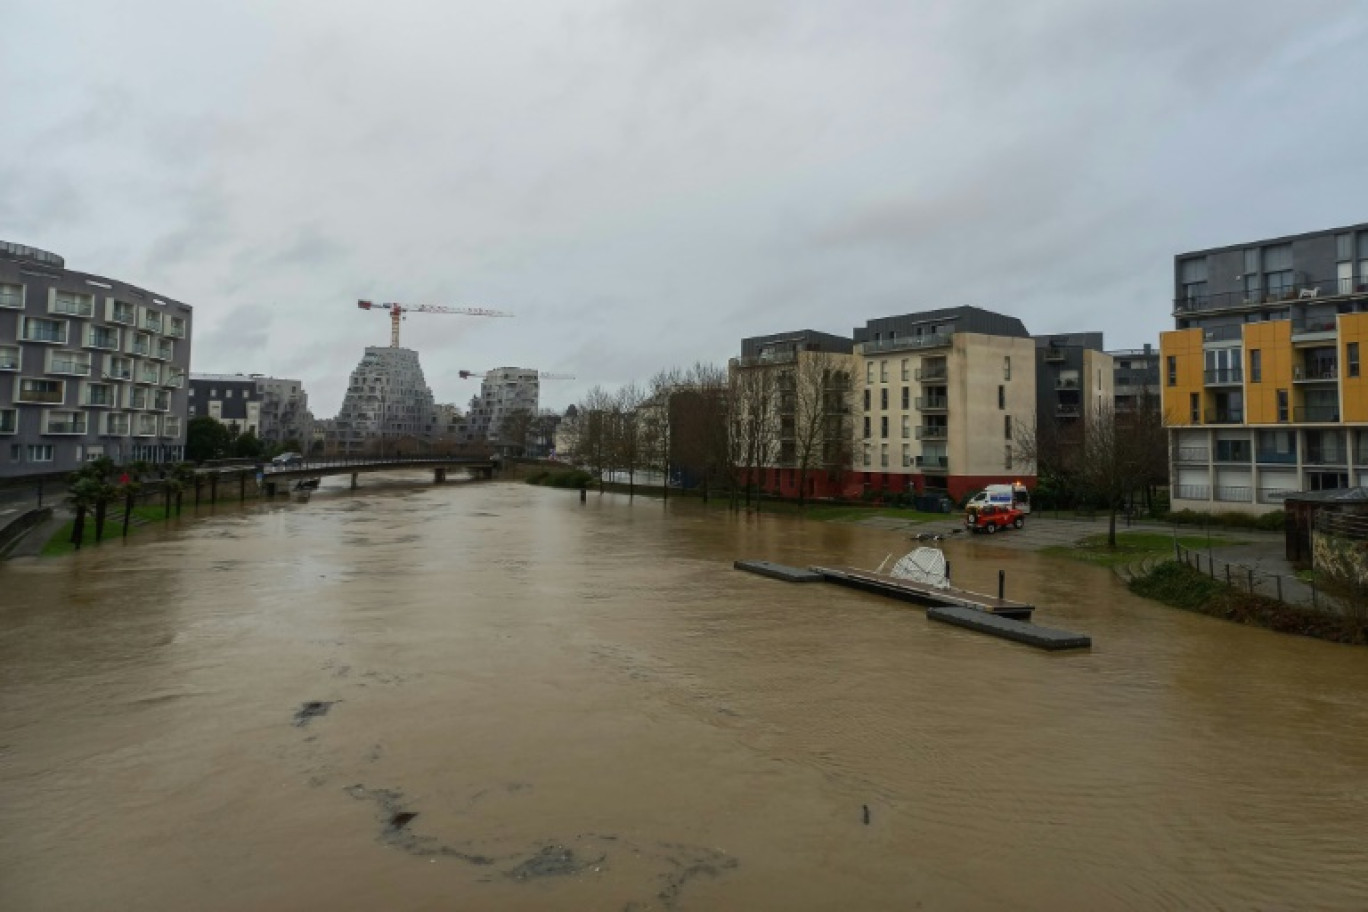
top-left (185, 416), bottom-right (300, 463)
top-left (559, 353), bottom-right (855, 508)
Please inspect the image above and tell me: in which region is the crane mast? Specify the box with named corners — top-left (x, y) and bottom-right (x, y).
top-left (357, 300), bottom-right (513, 348)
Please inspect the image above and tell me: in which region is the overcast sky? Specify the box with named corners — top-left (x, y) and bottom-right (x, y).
top-left (4, 1), bottom-right (1366, 415)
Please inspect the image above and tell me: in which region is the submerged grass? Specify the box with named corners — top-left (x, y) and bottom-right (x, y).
top-left (1042, 531), bottom-right (1248, 568)
top-left (41, 505), bottom-right (181, 556)
top-left (1128, 561), bottom-right (1366, 645)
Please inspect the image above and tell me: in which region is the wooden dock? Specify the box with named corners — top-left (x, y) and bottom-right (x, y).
top-left (811, 565), bottom-right (1035, 621)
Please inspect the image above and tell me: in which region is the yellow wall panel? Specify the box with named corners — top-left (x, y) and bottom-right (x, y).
top-left (1339, 314), bottom-right (1368, 422)
top-left (1160, 329), bottom-right (1204, 426)
top-left (1243, 321), bottom-right (1292, 424)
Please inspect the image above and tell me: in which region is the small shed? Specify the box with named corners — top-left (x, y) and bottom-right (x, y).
top-left (1283, 488), bottom-right (1368, 566)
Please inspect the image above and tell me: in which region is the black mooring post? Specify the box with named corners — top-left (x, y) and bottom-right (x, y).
top-left (580, 487), bottom-right (587, 504)
top-left (998, 570), bottom-right (1005, 600)
top-left (945, 561), bottom-right (951, 583)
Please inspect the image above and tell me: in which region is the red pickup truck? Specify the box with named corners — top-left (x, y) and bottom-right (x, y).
top-left (965, 503), bottom-right (1025, 534)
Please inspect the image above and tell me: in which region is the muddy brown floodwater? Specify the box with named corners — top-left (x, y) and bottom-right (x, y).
top-left (3, 479), bottom-right (1368, 911)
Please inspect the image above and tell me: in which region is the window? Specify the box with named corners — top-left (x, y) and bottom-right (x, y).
top-left (27, 445), bottom-right (54, 462)
top-left (880, 443), bottom-right (888, 467)
top-left (1349, 343), bottom-right (1360, 379)
top-left (21, 316), bottom-right (67, 344)
top-left (901, 415), bottom-right (910, 438)
top-left (902, 443), bottom-right (911, 467)
top-left (1167, 356), bottom-right (1177, 386)
top-left (1004, 445), bottom-right (1013, 470)
top-left (863, 417), bottom-right (871, 439)
top-left (900, 359), bottom-right (909, 381)
top-left (998, 385), bottom-right (1005, 409)
top-left (0, 344), bottom-right (19, 371)
top-left (9, 444), bottom-right (19, 462)
top-left (110, 300), bottom-right (136, 324)
top-left (1250, 349), bottom-right (1262, 383)
top-left (1003, 357), bottom-right (1011, 380)
top-left (0, 282), bottom-right (23, 309)
top-left (0, 409), bottom-right (16, 434)
top-left (862, 444), bottom-right (871, 467)
top-left (880, 416), bottom-right (888, 438)
top-left (863, 389), bottom-right (870, 411)
top-left (1277, 389), bottom-right (1289, 423)
top-left (880, 388), bottom-right (888, 410)
top-left (1190, 392), bottom-right (1200, 423)
top-left (901, 387), bottom-right (909, 409)
top-left (866, 362), bottom-right (874, 384)
top-left (1004, 415), bottom-right (1012, 439)
top-left (1180, 257), bottom-right (1209, 304)
top-left (879, 361), bottom-right (888, 383)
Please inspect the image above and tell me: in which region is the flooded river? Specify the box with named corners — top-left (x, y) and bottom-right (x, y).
top-left (2, 480), bottom-right (1367, 910)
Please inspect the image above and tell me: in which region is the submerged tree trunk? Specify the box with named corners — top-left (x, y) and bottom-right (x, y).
top-left (94, 499), bottom-right (107, 543)
top-left (71, 506), bottom-right (87, 549)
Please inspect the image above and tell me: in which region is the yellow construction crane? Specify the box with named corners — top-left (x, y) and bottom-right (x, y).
top-left (357, 299), bottom-right (513, 348)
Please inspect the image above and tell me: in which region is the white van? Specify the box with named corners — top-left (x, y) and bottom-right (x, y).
top-left (967, 482), bottom-right (1030, 514)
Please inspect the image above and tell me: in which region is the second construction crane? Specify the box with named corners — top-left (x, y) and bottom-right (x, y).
top-left (357, 299), bottom-right (513, 348)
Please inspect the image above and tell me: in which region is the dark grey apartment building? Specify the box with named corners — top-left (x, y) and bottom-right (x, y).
top-left (1033, 332), bottom-right (1114, 427)
top-left (189, 373), bottom-right (314, 448)
top-left (1, 241), bottom-right (192, 478)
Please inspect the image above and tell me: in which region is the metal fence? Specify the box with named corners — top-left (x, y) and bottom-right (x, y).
top-left (1173, 541), bottom-right (1339, 613)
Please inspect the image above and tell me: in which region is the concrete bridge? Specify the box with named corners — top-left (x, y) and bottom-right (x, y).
top-left (256, 455), bottom-right (499, 496)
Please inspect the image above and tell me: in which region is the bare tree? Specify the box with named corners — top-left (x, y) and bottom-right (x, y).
top-left (1018, 396), bottom-right (1168, 547)
top-left (501, 407), bottom-right (535, 459)
top-left (789, 351), bottom-right (852, 505)
top-left (644, 368), bottom-right (682, 500)
top-left (672, 362), bottom-right (731, 502)
top-left (613, 383), bottom-right (645, 497)
top-left (729, 363), bottom-right (777, 510)
top-left (576, 386), bottom-right (616, 491)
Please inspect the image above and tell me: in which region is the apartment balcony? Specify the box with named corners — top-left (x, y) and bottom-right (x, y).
top-left (83, 389), bottom-right (117, 408)
top-left (1214, 486), bottom-right (1252, 503)
top-left (1203, 408), bottom-right (1244, 424)
top-left (130, 341), bottom-right (150, 357)
top-left (914, 425), bottom-right (948, 441)
top-left (1203, 368), bottom-right (1243, 386)
top-left (1056, 403), bottom-right (1082, 418)
top-left (1293, 365), bottom-right (1338, 383)
top-left (21, 325), bottom-right (67, 344)
top-left (1293, 405), bottom-right (1340, 422)
top-left (1174, 275), bottom-right (1368, 315)
top-left (1174, 483), bottom-right (1211, 500)
top-left (0, 352), bottom-right (19, 371)
top-left (110, 306), bottom-right (136, 326)
top-left (49, 357), bottom-right (92, 377)
top-left (1054, 377), bottom-right (1080, 390)
top-left (1043, 346), bottom-right (1066, 362)
top-left (1256, 450), bottom-right (1297, 464)
top-left (914, 366), bottom-right (948, 382)
top-left (915, 396), bottom-right (947, 412)
top-left (1305, 448), bottom-right (1348, 466)
top-left (167, 320), bottom-right (186, 339)
top-left (858, 333), bottom-right (951, 355)
top-left (1291, 317), bottom-right (1338, 341)
top-left (1174, 447), bottom-right (1209, 463)
top-left (102, 419), bottom-right (131, 437)
top-left (45, 416), bottom-right (88, 435)
top-left (87, 331), bottom-right (121, 351)
top-left (52, 298), bottom-right (94, 318)
top-left (736, 351), bottom-right (796, 368)
top-left (1200, 324), bottom-right (1244, 345)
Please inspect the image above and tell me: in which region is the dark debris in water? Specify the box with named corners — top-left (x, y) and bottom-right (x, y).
top-left (343, 783), bottom-right (737, 907)
top-left (507, 844), bottom-right (605, 881)
top-left (293, 700), bottom-right (336, 727)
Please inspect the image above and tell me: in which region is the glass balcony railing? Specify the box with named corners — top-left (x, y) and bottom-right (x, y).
top-left (1255, 450), bottom-right (1297, 464)
top-left (914, 425), bottom-right (948, 440)
top-left (915, 396), bottom-right (947, 411)
top-left (914, 366), bottom-right (947, 382)
top-left (1203, 408), bottom-right (1244, 424)
top-left (1294, 405), bottom-right (1340, 422)
top-left (1175, 275), bottom-right (1368, 312)
top-left (1204, 368), bottom-right (1243, 384)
